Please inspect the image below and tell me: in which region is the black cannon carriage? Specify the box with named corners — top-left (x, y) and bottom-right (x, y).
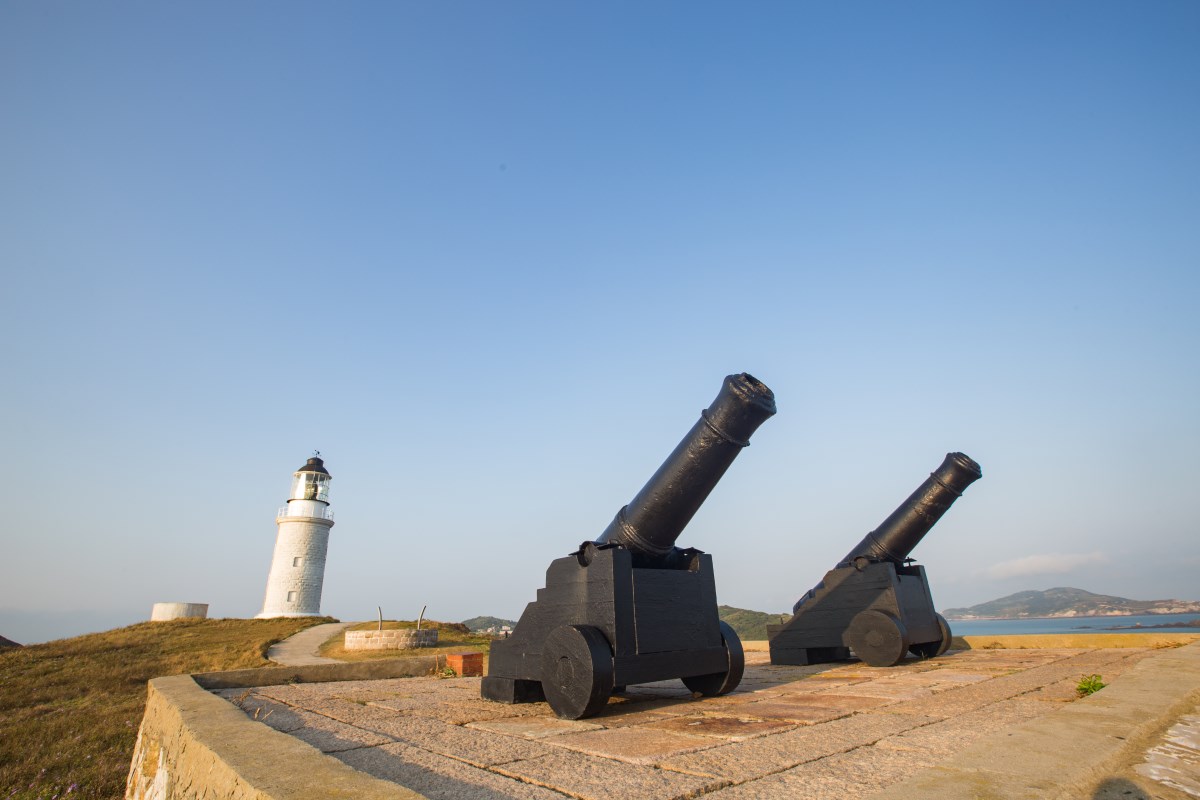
top-left (481, 373), bottom-right (776, 719)
top-left (768, 452), bottom-right (982, 668)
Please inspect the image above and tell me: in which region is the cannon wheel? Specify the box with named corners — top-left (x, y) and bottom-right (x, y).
top-left (847, 610), bottom-right (910, 667)
top-left (909, 613), bottom-right (953, 659)
top-left (540, 625), bottom-right (614, 720)
top-left (682, 621), bottom-right (745, 696)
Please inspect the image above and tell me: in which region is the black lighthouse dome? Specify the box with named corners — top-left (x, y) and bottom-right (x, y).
top-left (296, 455), bottom-right (331, 477)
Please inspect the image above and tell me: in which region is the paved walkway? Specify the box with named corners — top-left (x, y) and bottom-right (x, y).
top-left (218, 645), bottom-right (1169, 799)
top-left (266, 622), bottom-right (353, 666)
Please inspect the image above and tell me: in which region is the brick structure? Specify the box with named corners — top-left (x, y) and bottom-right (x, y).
top-left (256, 455), bottom-right (335, 618)
top-left (344, 629), bottom-right (439, 650)
top-left (446, 652), bottom-right (484, 677)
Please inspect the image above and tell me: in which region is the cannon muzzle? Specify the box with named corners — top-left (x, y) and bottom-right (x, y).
top-left (840, 452), bottom-right (982, 566)
top-left (595, 372), bottom-right (776, 566)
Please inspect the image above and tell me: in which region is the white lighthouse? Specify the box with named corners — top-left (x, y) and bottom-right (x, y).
top-left (256, 454), bottom-right (335, 618)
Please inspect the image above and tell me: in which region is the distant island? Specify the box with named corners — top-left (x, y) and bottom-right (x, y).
top-left (1099, 619), bottom-right (1200, 630)
top-left (943, 587), bottom-right (1200, 620)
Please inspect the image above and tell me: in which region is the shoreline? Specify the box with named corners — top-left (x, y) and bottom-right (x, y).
top-left (940, 618), bottom-right (1195, 623)
top-left (945, 612), bottom-right (1200, 626)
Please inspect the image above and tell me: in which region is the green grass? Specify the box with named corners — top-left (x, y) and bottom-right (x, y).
top-left (0, 616), bottom-right (333, 800)
top-left (317, 619), bottom-right (492, 662)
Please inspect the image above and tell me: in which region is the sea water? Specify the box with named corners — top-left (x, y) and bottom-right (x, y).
top-left (948, 612), bottom-right (1200, 636)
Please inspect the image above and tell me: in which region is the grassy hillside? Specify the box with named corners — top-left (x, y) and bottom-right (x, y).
top-left (719, 605), bottom-right (786, 641)
top-left (461, 616), bottom-right (516, 632)
top-left (0, 616), bottom-right (331, 800)
top-left (943, 587), bottom-right (1200, 619)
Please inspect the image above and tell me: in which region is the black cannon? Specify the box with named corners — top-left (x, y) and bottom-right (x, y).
top-left (481, 373), bottom-right (776, 719)
top-left (768, 452), bottom-right (982, 667)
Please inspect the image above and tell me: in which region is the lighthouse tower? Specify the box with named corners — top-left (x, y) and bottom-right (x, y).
top-left (256, 454), bottom-right (335, 618)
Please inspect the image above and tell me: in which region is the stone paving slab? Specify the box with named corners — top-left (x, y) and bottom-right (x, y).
top-left (545, 725), bottom-right (720, 764)
top-left (490, 750), bottom-right (722, 800)
top-left (286, 710), bottom-right (397, 753)
top-left (720, 699), bottom-right (858, 724)
top-left (365, 714), bottom-right (559, 768)
top-left (873, 697), bottom-right (1051, 760)
top-left (581, 705), bottom-right (688, 727)
top-left (215, 644), bottom-right (1175, 799)
top-left (702, 742), bottom-right (938, 800)
top-left (641, 714), bottom-right (796, 741)
top-left (215, 689), bottom-right (309, 732)
top-left (339, 743), bottom-right (565, 800)
top-left (467, 716), bottom-right (605, 739)
top-left (658, 711), bottom-right (940, 782)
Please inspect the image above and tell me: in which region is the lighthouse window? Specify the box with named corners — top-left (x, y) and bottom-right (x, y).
top-left (293, 557), bottom-right (302, 567)
top-left (287, 591), bottom-right (297, 603)
top-left (291, 472), bottom-right (330, 503)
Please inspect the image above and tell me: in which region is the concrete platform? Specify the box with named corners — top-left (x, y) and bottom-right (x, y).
top-left (165, 640), bottom-right (1200, 799)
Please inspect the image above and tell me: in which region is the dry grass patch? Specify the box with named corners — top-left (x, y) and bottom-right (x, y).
top-left (0, 616), bottom-right (332, 800)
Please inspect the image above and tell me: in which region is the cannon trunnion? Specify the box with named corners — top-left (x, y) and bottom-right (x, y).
top-left (768, 452), bottom-right (982, 668)
top-left (482, 373), bottom-right (775, 719)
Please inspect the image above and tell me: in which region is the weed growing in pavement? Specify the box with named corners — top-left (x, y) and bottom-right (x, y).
top-left (1076, 673), bottom-right (1107, 697)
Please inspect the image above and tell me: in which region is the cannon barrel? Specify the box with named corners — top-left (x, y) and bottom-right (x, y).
top-left (595, 373), bottom-right (776, 566)
top-left (840, 452), bottom-right (982, 566)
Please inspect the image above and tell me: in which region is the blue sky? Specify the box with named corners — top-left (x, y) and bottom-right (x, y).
top-left (2, 2), bottom-right (1197, 644)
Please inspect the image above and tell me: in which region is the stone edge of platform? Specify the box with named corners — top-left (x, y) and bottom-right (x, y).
top-left (125, 676), bottom-right (427, 800)
top-left (191, 654), bottom-right (444, 690)
top-left (125, 661), bottom-right (437, 800)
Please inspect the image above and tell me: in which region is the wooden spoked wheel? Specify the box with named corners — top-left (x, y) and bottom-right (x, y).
top-left (540, 625), bottom-right (614, 719)
top-left (682, 621), bottom-right (745, 696)
top-left (847, 610), bottom-right (910, 667)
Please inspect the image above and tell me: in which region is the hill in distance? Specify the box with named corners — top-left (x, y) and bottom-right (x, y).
top-left (0, 634), bottom-right (21, 648)
top-left (462, 616), bottom-right (516, 633)
top-left (718, 605), bottom-right (787, 641)
top-left (943, 587), bottom-right (1200, 619)
top-left (462, 608), bottom-right (786, 640)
